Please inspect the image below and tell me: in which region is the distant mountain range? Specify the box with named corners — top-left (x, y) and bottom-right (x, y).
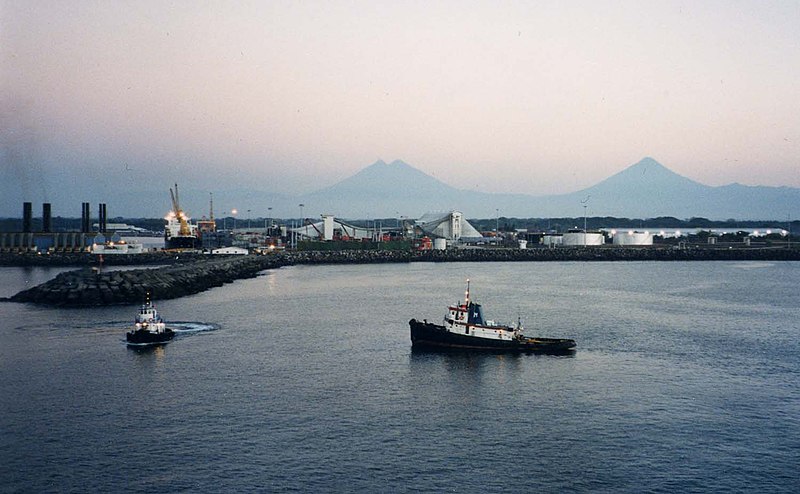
top-left (298, 157), bottom-right (800, 220)
top-left (3, 157), bottom-right (798, 220)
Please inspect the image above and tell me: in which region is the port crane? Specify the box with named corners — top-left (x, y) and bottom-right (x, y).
top-left (169, 184), bottom-right (192, 237)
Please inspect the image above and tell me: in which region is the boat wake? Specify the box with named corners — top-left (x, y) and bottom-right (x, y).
top-left (168, 322), bottom-right (219, 334)
top-left (732, 262), bottom-right (775, 270)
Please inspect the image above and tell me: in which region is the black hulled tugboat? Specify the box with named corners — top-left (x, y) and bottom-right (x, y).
top-left (409, 280), bottom-right (576, 353)
top-left (126, 293), bottom-right (174, 345)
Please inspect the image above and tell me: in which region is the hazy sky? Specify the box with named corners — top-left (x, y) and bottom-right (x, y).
top-left (2, 0), bottom-right (799, 209)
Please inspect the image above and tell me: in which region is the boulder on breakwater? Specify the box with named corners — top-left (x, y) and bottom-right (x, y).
top-left (5, 246), bottom-right (800, 307)
top-left (0, 251), bottom-right (207, 267)
top-left (8, 255), bottom-right (288, 307)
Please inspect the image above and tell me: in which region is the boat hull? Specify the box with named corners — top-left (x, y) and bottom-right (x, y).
top-left (165, 235), bottom-right (199, 250)
top-left (126, 328), bottom-right (175, 345)
top-left (409, 319), bottom-right (575, 353)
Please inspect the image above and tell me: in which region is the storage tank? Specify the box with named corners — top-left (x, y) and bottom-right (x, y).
top-left (612, 231), bottom-right (653, 246)
top-left (542, 234), bottom-right (563, 247)
top-left (433, 238), bottom-right (447, 250)
top-left (562, 230), bottom-right (604, 246)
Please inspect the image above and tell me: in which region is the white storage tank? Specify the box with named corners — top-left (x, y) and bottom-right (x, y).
top-left (542, 234), bottom-right (563, 247)
top-left (562, 230), bottom-right (604, 246)
top-left (433, 238), bottom-right (447, 250)
top-left (612, 231), bottom-right (653, 246)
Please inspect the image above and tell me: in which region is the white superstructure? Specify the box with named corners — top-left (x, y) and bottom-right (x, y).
top-left (442, 280), bottom-right (523, 342)
top-left (134, 298), bottom-right (166, 333)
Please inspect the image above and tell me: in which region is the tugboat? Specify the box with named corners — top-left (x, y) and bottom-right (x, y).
top-left (126, 293), bottom-right (174, 345)
top-left (409, 280), bottom-right (576, 353)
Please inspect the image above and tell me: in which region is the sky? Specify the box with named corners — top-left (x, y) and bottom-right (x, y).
top-left (2, 0), bottom-right (799, 217)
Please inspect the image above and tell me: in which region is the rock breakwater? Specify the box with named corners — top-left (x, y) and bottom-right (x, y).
top-left (8, 255), bottom-right (286, 307)
top-left (5, 246), bottom-right (799, 306)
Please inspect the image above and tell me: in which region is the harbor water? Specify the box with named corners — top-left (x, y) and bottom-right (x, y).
top-left (1, 261), bottom-right (799, 493)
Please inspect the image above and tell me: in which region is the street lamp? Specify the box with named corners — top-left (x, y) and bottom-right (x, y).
top-left (223, 211), bottom-right (228, 231)
top-left (495, 208), bottom-right (499, 246)
top-left (298, 204), bottom-right (304, 247)
top-left (231, 208), bottom-right (238, 230)
top-left (267, 207), bottom-right (272, 235)
top-left (581, 195), bottom-right (590, 246)
top-left (247, 209), bottom-right (251, 230)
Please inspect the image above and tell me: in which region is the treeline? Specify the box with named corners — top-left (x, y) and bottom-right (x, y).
top-left (2, 215), bottom-right (799, 235)
top-left (467, 216), bottom-right (800, 233)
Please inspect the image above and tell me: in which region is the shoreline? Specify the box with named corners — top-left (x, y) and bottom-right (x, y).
top-left (2, 245), bottom-right (800, 267)
top-left (3, 246), bottom-right (799, 307)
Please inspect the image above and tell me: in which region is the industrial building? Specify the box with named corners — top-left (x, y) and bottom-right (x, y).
top-left (288, 211), bottom-right (483, 249)
top-left (1, 202), bottom-right (106, 252)
top-left (291, 215), bottom-right (381, 241)
top-left (414, 211), bottom-right (483, 245)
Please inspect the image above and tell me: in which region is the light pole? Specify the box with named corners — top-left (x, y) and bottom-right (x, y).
top-left (267, 207), bottom-right (272, 236)
top-left (581, 195), bottom-right (590, 246)
top-left (231, 209), bottom-right (238, 231)
top-left (223, 211), bottom-right (228, 231)
top-left (297, 203), bottom-right (304, 248)
top-left (247, 209), bottom-right (251, 230)
top-left (495, 209), bottom-right (499, 246)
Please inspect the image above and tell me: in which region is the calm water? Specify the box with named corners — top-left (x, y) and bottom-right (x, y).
top-left (1, 261), bottom-right (799, 493)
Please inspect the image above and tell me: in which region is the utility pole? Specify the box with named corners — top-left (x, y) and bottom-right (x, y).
top-left (495, 208), bottom-right (499, 246)
top-left (581, 195), bottom-right (590, 246)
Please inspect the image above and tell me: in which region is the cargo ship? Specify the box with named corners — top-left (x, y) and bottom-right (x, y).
top-left (409, 280), bottom-right (576, 353)
top-left (164, 183), bottom-right (199, 250)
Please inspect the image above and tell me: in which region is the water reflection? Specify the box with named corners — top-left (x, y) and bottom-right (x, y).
top-left (126, 342), bottom-right (167, 359)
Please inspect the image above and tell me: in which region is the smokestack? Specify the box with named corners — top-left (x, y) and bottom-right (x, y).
top-left (43, 203), bottom-right (52, 233)
top-left (81, 202), bottom-right (90, 233)
top-left (23, 202), bottom-right (32, 233)
top-left (100, 203), bottom-right (107, 232)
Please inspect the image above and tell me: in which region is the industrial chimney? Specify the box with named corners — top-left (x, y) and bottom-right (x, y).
top-left (81, 202), bottom-right (90, 233)
top-left (43, 203), bottom-right (52, 233)
top-left (99, 203), bottom-right (108, 232)
top-left (23, 202), bottom-right (32, 233)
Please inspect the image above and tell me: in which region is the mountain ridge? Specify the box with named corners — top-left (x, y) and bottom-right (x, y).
top-left (3, 158), bottom-right (798, 220)
top-left (298, 157), bottom-right (800, 220)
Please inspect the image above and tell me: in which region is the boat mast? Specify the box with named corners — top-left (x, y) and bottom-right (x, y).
top-left (465, 278), bottom-right (470, 306)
